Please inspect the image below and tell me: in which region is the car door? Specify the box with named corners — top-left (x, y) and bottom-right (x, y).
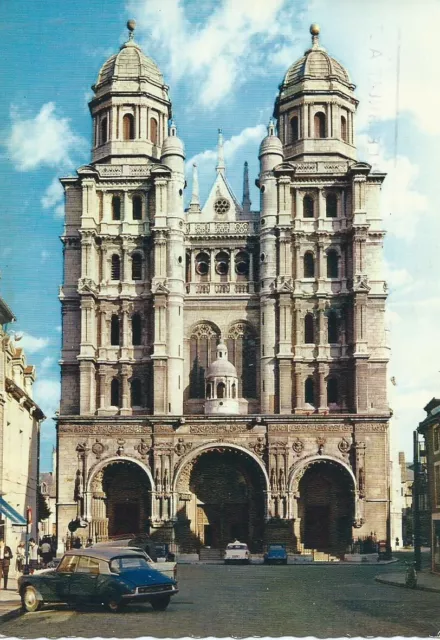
top-left (68, 556), bottom-right (100, 604)
top-left (53, 554), bottom-right (80, 601)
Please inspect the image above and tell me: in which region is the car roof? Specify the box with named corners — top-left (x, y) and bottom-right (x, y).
top-left (64, 547), bottom-right (146, 562)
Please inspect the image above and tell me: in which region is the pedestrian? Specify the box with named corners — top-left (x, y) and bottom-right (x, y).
top-left (72, 537), bottom-right (82, 549)
top-left (0, 539), bottom-right (13, 589)
top-left (29, 538), bottom-right (39, 574)
top-left (16, 541), bottom-right (25, 574)
top-left (85, 538), bottom-right (93, 548)
top-left (40, 537), bottom-right (53, 566)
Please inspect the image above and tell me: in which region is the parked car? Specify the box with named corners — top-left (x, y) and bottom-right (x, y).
top-left (93, 538), bottom-right (177, 580)
top-left (224, 541), bottom-right (250, 564)
top-left (18, 547), bottom-right (178, 613)
top-left (264, 544), bottom-right (288, 565)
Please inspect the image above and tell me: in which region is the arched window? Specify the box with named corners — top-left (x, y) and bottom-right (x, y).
top-left (131, 378), bottom-right (142, 406)
top-left (206, 383), bottom-right (212, 399)
top-left (303, 195), bottom-right (314, 218)
top-left (327, 377), bottom-right (339, 404)
top-left (123, 113), bottom-right (135, 141)
top-left (304, 314), bottom-right (315, 344)
top-left (100, 116), bottom-right (108, 144)
top-left (190, 323), bottom-right (219, 398)
top-left (110, 378), bottom-right (120, 407)
top-left (132, 253), bottom-right (142, 280)
top-left (314, 111), bottom-right (326, 138)
top-left (150, 118), bottom-right (158, 145)
top-left (215, 251), bottom-right (229, 280)
top-left (217, 382), bottom-right (226, 399)
top-left (327, 311), bottom-right (339, 343)
top-left (291, 115), bottom-right (299, 142)
top-left (305, 377), bottom-right (315, 405)
top-left (227, 322), bottom-right (257, 398)
top-left (111, 255), bottom-right (120, 280)
top-left (132, 313), bottom-right (142, 345)
top-left (195, 252), bottom-right (210, 279)
top-left (110, 315), bottom-right (120, 346)
top-left (327, 250), bottom-right (339, 278)
top-left (304, 252), bottom-right (315, 278)
top-left (341, 115), bottom-right (348, 142)
top-left (232, 383), bottom-right (236, 399)
top-left (235, 251), bottom-right (249, 279)
top-left (132, 195), bottom-right (142, 220)
top-left (112, 196), bottom-right (121, 221)
top-left (326, 193), bottom-right (337, 218)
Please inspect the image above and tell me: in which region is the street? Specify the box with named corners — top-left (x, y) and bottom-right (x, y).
top-left (3, 560), bottom-right (440, 638)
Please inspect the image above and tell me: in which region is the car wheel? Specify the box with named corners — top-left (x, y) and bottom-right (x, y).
top-left (107, 598), bottom-right (124, 613)
top-left (150, 595), bottom-right (171, 611)
top-left (22, 586), bottom-right (43, 613)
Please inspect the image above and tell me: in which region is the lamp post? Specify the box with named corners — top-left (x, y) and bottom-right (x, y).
top-left (413, 430), bottom-right (422, 571)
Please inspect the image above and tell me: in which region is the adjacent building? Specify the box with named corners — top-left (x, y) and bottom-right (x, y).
top-left (57, 23), bottom-right (391, 555)
top-left (0, 296), bottom-right (44, 550)
top-left (39, 448), bottom-right (57, 538)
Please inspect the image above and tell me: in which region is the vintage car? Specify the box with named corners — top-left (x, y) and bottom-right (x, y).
top-left (264, 544), bottom-right (288, 565)
top-left (224, 541), bottom-right (250, 564)
top-left (18, 547), bottom-right (178, 613)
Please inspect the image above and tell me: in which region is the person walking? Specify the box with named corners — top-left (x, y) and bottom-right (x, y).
top-left (40, 537), bottom-right (53, 566)
top-left (29, 538), bottom-right (39, 574)
top-left (0, 540), bottom-right (13, 589)
top-left (16, 541), bottom-right (25, 574)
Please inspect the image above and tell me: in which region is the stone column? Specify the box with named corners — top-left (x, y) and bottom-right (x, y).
top-left (121, 365), bottom-right (130, 415)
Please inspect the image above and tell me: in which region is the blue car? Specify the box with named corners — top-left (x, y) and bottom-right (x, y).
top-left (264, 544), bottom-right (288, 565)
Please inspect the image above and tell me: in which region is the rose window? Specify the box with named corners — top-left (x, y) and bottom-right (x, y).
top-left (214, 198), bottom-right (230, 215)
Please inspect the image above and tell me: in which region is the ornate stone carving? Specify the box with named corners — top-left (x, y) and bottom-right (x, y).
top-left (59, 424), bottom-right (152, 435)
top-left (250, 437), bottom-right (265, 456)
top-left (174, 438), bottom-right (192, 456)
top-left (135, 439), bottom-right (150, 458)
top-left (190, 324), bottom-right (218, 340)
top-left (116, 439), bottom-right (125, 456)
top-left (338, 437), bottom-right (351, 454)
top-left (292, 438), bottom-right (304, 455)
top-left (91, 439), bottom-right (105, 460)
top-left (353, 274), bottom-right (371, 292)
top-left (316, 436), bottom-right (326, 455)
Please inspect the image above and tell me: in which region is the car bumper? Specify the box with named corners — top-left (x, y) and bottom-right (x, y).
top-left (121, 586), bottom-right (178, 601)
top-left (265, 558), bottom-right (287, 564)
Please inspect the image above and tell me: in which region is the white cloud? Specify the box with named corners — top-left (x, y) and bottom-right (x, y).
top-left (384, 262), bottom-right (413, 290)
top-left (19, 333), bottom-right (50, 354)
top-left (128, 0), bottom-right (301, 107)
top-left (55, 326), bottom-right (62, 333)
top-left (33, 378), bottom-right (60, 423)
top-left (41, 177), bottom-right (65, 219)
top-left (40, 250), bottom-right (50, 263)
top-left (6, 102), bottom-right (87, 172)
top-left (40, 356), bottom-right (55, 372)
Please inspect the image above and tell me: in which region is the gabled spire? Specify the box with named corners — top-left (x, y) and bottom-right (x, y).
top-left (242, 161), bottom-right (251, 213)
top-left (216, 128), bottom-right (225, 175)
top-left (268, 118), bottom-right (276, 136)
top-left (189, 163), bottom-right (201, 213)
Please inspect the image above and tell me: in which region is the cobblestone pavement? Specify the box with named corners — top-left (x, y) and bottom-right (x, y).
top-left (3, 562), bottom-right (440, 638)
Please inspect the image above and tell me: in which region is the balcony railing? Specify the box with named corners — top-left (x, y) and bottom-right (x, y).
top-left (185, 282), bottom-right (256, 295)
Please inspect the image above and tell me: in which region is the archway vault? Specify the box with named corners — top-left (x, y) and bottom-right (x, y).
top-left (288, 454), bottom-right (356, 493)
top-left (86, 455), bottom-right (154, 492)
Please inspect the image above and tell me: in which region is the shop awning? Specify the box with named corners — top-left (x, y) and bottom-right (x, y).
top-left (0, 497), bottom-right (27, 525)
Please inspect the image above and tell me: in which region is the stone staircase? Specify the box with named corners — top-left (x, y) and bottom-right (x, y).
top-left (199, 547), bottom-right (223, 561)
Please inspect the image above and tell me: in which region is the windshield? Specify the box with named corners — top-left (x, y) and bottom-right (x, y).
top-left (269, 545), bottom-right (285, 550)
top-left (109, 555), bottom-right (150, 573)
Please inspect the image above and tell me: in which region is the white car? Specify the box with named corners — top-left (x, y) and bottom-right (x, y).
top-left (224, 541), bottom-right (250, 565)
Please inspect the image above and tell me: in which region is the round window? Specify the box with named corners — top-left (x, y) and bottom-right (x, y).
top-left (196, 261), bottom-right (209, 276)
top-left (235, 261), bottom-right (249, 276)
top-left (214, 198), bottom-right (230, 215)
top-left (216, 261), bottom-right (229, 275)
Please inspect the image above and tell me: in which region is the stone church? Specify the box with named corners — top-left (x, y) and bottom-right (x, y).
top-left (57, 22), bottom-right (391, 555)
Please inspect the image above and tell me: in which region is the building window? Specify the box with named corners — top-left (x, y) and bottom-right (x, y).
top-left (110, 315), bottom-right (120, 346)
top-left (341, 115), bottom-right (348, 142)
top-left (150, 118), bottom-right (158, 145)
top-left (190, 323), bottom-right (220, 398)
top-left (100, 116), bottom-right (108, 144)
top-left (304, 314), bottom-right (315, 344)
top-left (305, 377), bottom-right (315, 405)
top-left (232, 383), bottom-right (237, 398)
top-left (235, 251), bottom-right (249, 278)
top-left (112, 196), bottom-right (121, 221)
top-left (326, 193), bottom-right (337, 218)
top-left (304, 252), bottom-right (315, 278)
top-left (434, 427), bottom-right (440, 452)
top-left (327, 377), bottom-right (339, 404)
top-left (303, 195), bottom-right (314, 218)
top-left (195, 252), bottom-right (210, 278)
top-left (110, 378), bottom-right (120, 407)
top-left (215, 251), bottom-right (229, 279)
top-left (123, 113), bottom-right (135, 140)
top-left (291, 115), bottom-right (299, 142)
top-left (435, 463), bottom-right (440, 507)
top-left (132, 195), bottom-right (142, 220)
top-left (327, 311), bottom-right (339, 343)
top-left (132, 314), bottom-right (142, 345)
top-left (132, 253), bottom-right (142, 280)
top-left (314, 112), bottom-right (326, 138)
top-left (111, 255), bottom-right (121, 280)
top-left (327, 250), bottom-right (339, 278)
top-left (131, 378), bottom-right (142, 406)
top-left (227, 322), bottom-right (257, 398)
top-left (217, 382), bottom-right (226, 399)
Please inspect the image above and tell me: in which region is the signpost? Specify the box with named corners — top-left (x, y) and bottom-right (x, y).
top-left (23, 506), bottom-right (32, 575)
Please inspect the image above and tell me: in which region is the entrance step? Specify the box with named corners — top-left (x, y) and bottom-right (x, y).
top-left (199, 547), bottom-right (223, 561)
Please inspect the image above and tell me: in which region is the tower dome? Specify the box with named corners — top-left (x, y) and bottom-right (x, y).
top-left (205, 341), bottom-right (241, 415)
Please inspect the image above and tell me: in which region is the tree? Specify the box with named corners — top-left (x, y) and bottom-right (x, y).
top-left (38, 487), bottom-right (51, 522)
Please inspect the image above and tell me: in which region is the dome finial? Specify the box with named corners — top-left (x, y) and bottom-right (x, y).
top-left (268, 118), bottom-right (276, 136)
top-left (127, 19), bottom-right (136, 40)
top-left (310, 23), bottom-right (320, 48)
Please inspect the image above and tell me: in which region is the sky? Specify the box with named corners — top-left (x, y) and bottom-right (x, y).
top-left (1, 0), bottom-right (438, 472)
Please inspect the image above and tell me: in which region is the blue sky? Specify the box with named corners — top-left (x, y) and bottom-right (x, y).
top-left (1, 0), bottom-right (439, 471)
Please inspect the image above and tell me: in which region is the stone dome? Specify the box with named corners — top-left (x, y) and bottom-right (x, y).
top-left (281, 25), bottom-right (352, 89)
top-left (259, 121), bottom-right (283, 158)
top-left (161, 122), bottom-right (185, 158)
top-left (206, 341), bottom-right (237, 379)
top-left (95, 40), bottom-right (164, 89)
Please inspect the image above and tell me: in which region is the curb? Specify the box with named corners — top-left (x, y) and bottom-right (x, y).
top-left (375, 576), bottom-right (440, 594)
top-left (0, 605), bottom-right (23, 623)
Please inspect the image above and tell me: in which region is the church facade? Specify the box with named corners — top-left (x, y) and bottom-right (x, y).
top-left (57, 23), bottom-right (391, 555)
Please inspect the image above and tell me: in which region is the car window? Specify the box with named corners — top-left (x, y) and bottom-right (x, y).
top-left (109, 555), bottom-right (150, 573)
top-left (58, 555), bottom-right (79, 573)
top-left (269, 545), bottom-right (284, 550)
top-left (76, 556), bottom-right (100, 574)
top-left (227, 544), bottom-right (247, 550)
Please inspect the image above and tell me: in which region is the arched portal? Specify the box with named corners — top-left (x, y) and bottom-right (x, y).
top-left (88, 459), bottom-right (153, 541)
top-left (296, 459), bottom-right (354, 553)
top-left (175, 446), bottom-right (267, 552)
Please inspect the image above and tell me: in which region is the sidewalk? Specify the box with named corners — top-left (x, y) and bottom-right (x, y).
top-left (0, 576), bottom-right (22, 622)
top-left (375, 570), bottom-right (440, 593)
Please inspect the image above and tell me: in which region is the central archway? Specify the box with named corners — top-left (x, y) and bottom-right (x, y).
top-left (174, 445), bottom-right (268, 552)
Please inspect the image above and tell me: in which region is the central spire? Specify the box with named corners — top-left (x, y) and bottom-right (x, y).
top-left (242, 161), bottom-right (251, 212)
top-left (216, 128), bottom-right (225, 175)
